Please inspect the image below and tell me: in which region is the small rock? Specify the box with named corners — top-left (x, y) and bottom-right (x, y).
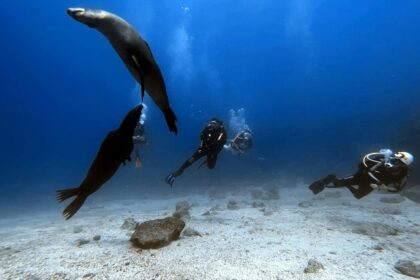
top-left (250, 189), bottom-right (263, 199)
top-left (381, 207), bottom-right (402, 215)
top-left (73, 226), bottom-right (83, 233)
top-left (262, 207), bottom-right (275, 216)
top-left (352, 222), bottom-right (399, 237)
top-left (304, 259), bottom-right (324, 274)
top-left (83, 273), bottom-right (95, 279)
top-left (130, 217), bottom-right (185, 249)
top-left (182, 227), bottom-right (202, 237)
top-left (372, 244), bottom-right (385, 251)
top-left (76, 239), bottom-right (90, 246)
top-left (341, 201), bottom-right (351, 206)
top-left (395, 260), bottom-right (420, 278)
top-left (121, 218), bottom-right (137, 230)
top-left (298, 201), bottom-right (313, 208)
top-left (93, 235), bottom-right (101, 241)
top-left (227, 200), bottom-right (239, 210)
top-left (380, 196), bottom-right (405, 204)
top-left (202, 206), bottom-right (220, 216)
top-left (201, 210), bottom-right (211, 216)
top-left (262, 188), bottom-right (280, 200)
top-left (53, 273), bottom-right (68, 279)
top-left (252, 201), bottom-right (265, 208)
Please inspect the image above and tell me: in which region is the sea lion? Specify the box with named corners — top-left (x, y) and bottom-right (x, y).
top-left (56, 104), bottom-right (143, 220)
top-left (67, 7), bottom-right (178, 134)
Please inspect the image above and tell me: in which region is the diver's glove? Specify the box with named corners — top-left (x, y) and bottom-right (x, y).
top-left (165, 174), bottom-right (176, 187)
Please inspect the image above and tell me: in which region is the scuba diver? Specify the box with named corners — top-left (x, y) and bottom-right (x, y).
top-left (309, 149), bottom-right (414, 199)
top-left (132, 104), bottom-right (148, 167)
top-left (224, 129), bottom-right (253, 155)
top-left (165, 118), bottom-right (227, 187)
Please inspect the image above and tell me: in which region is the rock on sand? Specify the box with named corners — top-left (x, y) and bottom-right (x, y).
top-left (130, 217), bottom-right (185, 249)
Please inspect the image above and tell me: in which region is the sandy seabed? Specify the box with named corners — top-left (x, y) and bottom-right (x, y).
top-left (0, 183), bottom-right (419, 280)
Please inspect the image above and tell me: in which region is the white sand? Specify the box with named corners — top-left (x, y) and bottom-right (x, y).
top-left (0, 185), bottom-right (419, 280)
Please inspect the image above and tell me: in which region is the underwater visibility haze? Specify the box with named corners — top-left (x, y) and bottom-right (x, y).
top-left (0, 1), bottom-right (420, 279)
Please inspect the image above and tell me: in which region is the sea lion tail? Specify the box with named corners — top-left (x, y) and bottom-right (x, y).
top-left (164, 107), bottom-right (178, 134)
top-left (56, 187), bottom-right (80, 203)
top-left (63, 195), bottom-right (87, 220)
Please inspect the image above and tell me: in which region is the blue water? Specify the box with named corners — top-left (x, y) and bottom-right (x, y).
top-left (0, 0), bottom-right (419, 209)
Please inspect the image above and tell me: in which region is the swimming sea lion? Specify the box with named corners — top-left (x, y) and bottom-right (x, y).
top-left (67, 7), bottom-right (178, 134)
top-left (56, 104), bottom-right (143, 219)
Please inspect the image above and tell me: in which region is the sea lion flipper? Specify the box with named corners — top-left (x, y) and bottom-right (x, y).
top-left (140, 72), bottom-right (145, 100)
top-left (143, 40), bottom-right (154, 58)
top-left (163, 107), bottom-right (178, 134)
top-left (131, 54), bottom-right (146, 100)
top-left (63, 195), bottom-right (87, 220)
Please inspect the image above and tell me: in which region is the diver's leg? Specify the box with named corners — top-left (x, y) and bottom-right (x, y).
top-left (309, 174), bottom-right (337, 195)
top-left (206, 153), bottom-right (218, 169)
top-left (328, 175), bottom-right (357, 187)
top-left (165, 149), bottom-right (206, 187)
top-left (328, 173), bottom-right (374, 199)
top-left (173, 149), bottom-right (206, 177)
top-left (135, 145), bottom-right (141, 168)
top-left (346, 185), bottom-right (374, 199)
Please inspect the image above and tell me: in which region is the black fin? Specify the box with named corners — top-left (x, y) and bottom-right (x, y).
top-left (63, 195), bottom-right (87, 220)
top-left (131, 54), bottom-right (145, 100)
top-left (163, 107), bottom-right (178, 134)
top-left (140, 72), bottom-right (145, 100)
top-left (309, 181), bottom-right (325, 195)
top-left (56, 188), bottom-right (79, 203)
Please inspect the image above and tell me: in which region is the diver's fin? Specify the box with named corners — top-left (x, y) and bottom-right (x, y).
top-left (309, 181), bottom-right (325, 195)
top-left (63, 195), bottom-right (87, 220)
top-left (163, 107), bottom-right (178, 134)
top-left (56, 188), bottom-right (79, 203)
top-left (131, 55), bottom-right (145, 100)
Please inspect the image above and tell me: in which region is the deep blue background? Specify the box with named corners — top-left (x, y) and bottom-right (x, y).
top-left (0, 0), bottom-right (419, 207)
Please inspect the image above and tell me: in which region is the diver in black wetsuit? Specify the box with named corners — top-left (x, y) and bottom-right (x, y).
top-left (133, 121), bottom-right (147, 167)
top-left (165, 118), bottom-right (227, 186)
top-left (224, 129), bottom-right (253, 155)
top-left (309, 150), bottom-right (414, 199)
top-left (132, 104), bottom-right (148, 167)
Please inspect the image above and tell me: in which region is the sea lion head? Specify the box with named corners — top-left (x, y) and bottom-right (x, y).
top-left (67, 8), bottom-right (108, 28)
top-left (118, 104), bottom-right (143, 135)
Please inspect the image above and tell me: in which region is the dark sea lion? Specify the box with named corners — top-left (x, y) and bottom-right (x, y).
top-left (67, 7), bottom-right (178, 134)
top-left (56, 104), bottom-right (143, 220)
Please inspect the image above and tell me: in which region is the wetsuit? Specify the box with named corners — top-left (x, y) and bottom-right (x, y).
top-left (309, 153), bottom-right (409, 199)
top-left (132, 123), bottom-right (147, 167)
top-left (166, 119), bottom-right (227, 186)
